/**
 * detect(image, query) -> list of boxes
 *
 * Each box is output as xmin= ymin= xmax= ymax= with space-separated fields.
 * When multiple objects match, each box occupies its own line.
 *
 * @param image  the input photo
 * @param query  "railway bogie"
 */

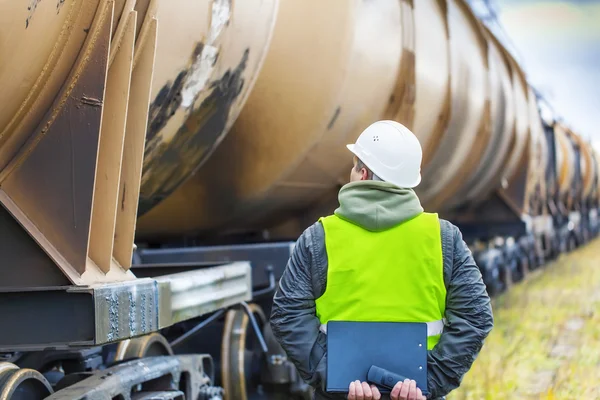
xmin=1 ymin=0 xmax=599 ymax=399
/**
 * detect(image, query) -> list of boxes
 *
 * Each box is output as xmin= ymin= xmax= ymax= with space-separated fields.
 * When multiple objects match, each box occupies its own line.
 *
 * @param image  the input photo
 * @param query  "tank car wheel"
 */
xmin=582 ymin=224 xmax=590 ymax=244
xmin=567 ymin=233 xmax=577 ymax=252
xmin=502 ymin=255 xmax=515 ymax=289
xmin=221 ymin=303 xmax=267 ymax=400
xmin=113 ymin=332 xmax=174 ymax=362
xmin=551 ymin=232 xmax=561 ymax=260
xmin=517 ymin=251 xmax=530 ymax=281
xmin=0 ymin=362 xmax=53 ymax=399
xmin=476 ymin=249 xmax=504 ymax=297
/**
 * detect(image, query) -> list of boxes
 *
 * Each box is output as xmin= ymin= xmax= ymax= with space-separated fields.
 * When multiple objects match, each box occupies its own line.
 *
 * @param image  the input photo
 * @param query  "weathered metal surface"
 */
xmin=83 ymin=279 xmax=160 ymax=344
xmin=0 ymin=263 xmax=251 ymax=351
xmin=0 ymin=204 xmax=70 ymax=288
xmin=502 ymin=59 xmax=530 ymax=186
xmin=135 ymin=0 xmax=408 ymax=237
xmin=221 ymin=304 xmax=268 ymax=400
xmin=114 ymin=10 xmax=159 ymax=270
xmin=89 ymin=7 xmax=137 ymax=273
xmin=133 ymin=0 xmax=552 ymax=239
xmin=417 ymin=0 xmax=490 ymax=209
xmin=134 ymin=241 xmax=294 ymax=290
xmin=136 ymin=0 xmax=279 ymax=217
xmin=555 ymin=124 xmax=577 ymax=197
xmin=0 ymin=0 xmax=99 ymax=170
xmin=0 ymin=362 xmax=54 ymax=399
xmin=0 ymin=0 xmax=114 ymax=278
xmin=47 ymin=355 xmax=217 ymax=400
xmin=155 ymin=262 xmax=252 ymax=328
xmin=0 ymin=289 xmax=96 ymax=351
xmin=413 ymin=0 xmax=450 ymax=167
xmin=113 ymin=333 xmax=173 ymax=363
xmin=457 ymin=26 xmax=516 ymax=207
xmin=131 ymin=391 xmax=185 ymax=400
xmin=0 ymin=0 xmax=157 ymax=286
xmin=524 ymin=87 xmax=548 ymax=215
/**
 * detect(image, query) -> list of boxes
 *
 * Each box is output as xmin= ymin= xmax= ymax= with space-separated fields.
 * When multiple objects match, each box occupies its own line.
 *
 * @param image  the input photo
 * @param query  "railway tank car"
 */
xmin=0 ymin=0 xmax=598 ymax=399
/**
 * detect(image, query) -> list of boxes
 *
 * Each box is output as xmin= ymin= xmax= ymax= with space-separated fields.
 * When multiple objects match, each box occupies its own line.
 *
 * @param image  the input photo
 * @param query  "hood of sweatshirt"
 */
xmin=333 ymin=180 xmax=423 ymax=231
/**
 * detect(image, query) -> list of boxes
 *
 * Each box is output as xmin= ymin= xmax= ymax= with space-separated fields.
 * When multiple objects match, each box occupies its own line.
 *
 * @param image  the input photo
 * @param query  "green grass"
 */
xmin=448 ymin=239 xmax=600 ymax=400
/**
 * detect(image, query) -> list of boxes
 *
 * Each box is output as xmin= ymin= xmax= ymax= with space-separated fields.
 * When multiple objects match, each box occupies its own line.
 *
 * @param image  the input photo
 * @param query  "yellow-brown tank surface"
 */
xmin=415 ymin=0 xmax=489 ymax=210
xmin=4 ymin=0 xmax=595 ymax=244
xmin=137 ymin=0 xmax=278 ymax=215
xmin=448 ymin=25 xmax=516 ymax=209
xmin=555 ymin=124 xmax=576 ymax=197
xmin=136 ymin=0 xmax=533 ymax=239
xmin=0 ymin=0 xmax=103 ymax=169
xmin=135 ymin=0 xmax=570 ymax=239
xmin=136 ymin=0 xmax=407 ymax=237
xmin=0 ymin=0 xmax=278 ymax=241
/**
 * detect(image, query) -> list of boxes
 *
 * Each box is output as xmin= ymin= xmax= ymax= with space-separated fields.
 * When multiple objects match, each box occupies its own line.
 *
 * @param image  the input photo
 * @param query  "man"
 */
xmin=270 ymin=120 xmax=493 ymax=400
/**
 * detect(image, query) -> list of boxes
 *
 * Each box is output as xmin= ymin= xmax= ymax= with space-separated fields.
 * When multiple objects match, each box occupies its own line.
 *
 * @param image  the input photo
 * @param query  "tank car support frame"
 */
xmin=0 ymin=210 xmax=252 ymax=354
xmin=43 ymin=354 xmax=221 ymax=400
xmin=0 ymin=260 xmax=251 ymax=352
xmin=134 ymin=241 xmax=295 ymax=298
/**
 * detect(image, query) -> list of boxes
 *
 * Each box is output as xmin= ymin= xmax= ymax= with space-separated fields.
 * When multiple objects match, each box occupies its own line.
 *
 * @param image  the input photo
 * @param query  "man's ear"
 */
xmin=360 ymin=168 xmax=368 ymax=181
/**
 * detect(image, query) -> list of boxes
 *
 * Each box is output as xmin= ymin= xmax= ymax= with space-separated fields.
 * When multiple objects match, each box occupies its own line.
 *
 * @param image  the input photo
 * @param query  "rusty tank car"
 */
xmin=0 ymin=0 xmax=597 ymax=399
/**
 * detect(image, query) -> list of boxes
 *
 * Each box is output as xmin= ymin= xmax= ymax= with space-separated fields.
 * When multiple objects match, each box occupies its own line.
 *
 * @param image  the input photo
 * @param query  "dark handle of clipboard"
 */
xmin=366 ymin=365 xmax=429 ymax=396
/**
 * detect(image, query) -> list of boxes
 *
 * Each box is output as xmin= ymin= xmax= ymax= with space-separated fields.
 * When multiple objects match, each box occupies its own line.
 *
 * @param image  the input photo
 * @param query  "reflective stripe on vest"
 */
xmin=319 ymin=318 xmax=447 ymax=336
xmin=315 ymin=212 xmax=447 ymax=350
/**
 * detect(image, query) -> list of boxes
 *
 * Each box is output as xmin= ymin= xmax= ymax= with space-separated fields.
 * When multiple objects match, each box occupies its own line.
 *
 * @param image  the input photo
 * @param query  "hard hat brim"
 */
xmin=346 ymin=143 xmax=421 ymax=188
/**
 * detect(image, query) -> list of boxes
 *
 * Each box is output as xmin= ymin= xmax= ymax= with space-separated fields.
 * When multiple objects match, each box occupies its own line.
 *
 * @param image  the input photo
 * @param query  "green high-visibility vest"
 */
xmin=315 ymin=212 xmax=446 ymax=350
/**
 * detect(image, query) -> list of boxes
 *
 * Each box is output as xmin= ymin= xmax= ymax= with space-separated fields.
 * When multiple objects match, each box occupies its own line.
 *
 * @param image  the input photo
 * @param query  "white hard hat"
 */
xmin=346 ymin=120 xmax=422 ymax=188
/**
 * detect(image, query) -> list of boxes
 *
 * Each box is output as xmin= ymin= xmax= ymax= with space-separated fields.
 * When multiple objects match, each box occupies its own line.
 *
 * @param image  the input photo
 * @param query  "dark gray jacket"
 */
xmin=269 ymin=218 xmax=493 ymax=399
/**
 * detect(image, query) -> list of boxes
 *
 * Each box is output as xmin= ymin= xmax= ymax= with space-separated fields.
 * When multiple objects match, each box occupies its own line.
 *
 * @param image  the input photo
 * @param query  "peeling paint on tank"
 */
xmin=180 ymin=0 xmax=231 ymax=108
xmin=56 ymin=0 xmax=66 ymax=14
xmin=180 ymin=45 xmax=219 ymax=108
xmin=25 ymin=0 xmax=66 ymax=28
xmin=138 ymin=49 xmax=250 ymax=216
xmin=327 ymin=107 xmax=341 ymax=130
xmin=208 ymin=0 xmax=231 ymax=43
xmin=25 ymin=0 xmax=42 ymax=28
xmin=145 ymin=67 xmax=193 ymax=143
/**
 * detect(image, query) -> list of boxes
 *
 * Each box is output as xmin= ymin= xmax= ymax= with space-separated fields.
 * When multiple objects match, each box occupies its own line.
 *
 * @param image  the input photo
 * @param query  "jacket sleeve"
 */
xmin=269 ymin=223 xmax=329 ymax=392
xmin=426 ymin=221 xmax=494 ymax=399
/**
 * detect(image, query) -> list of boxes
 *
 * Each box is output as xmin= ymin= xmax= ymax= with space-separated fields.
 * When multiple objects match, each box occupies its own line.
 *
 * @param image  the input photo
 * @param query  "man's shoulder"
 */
xmin=292 ymin=220 xmax=328 ymax=298
xmin=438 ymin=217 xmax=463 ymax=241
xmin=438 ymin=217 xmax=457 ymax=230
xmin=297 ymin=220 xmax=325 ymax=244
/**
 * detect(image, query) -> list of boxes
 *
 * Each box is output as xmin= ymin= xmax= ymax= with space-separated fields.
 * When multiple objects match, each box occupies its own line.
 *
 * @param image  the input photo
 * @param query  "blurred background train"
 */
xmin=0 ymin=0 xmax=597 ymax=399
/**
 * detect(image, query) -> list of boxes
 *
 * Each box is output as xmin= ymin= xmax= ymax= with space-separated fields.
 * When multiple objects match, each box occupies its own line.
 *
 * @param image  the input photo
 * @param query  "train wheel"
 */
xmin=476 ymin=249 xmax=504 ymax=297
xmin=0 ymin=362 xmax=53 ymax=399
xmin=518 ymin=251 xmax=530 ymax=281
xmin=221 ymin=303 xmax=267 ymax=400
xmin=113 ymin=332 xmax=174 ymax=362
xmin=567 ymin=233 xmax=577 ymax=252
xmin=501 ymin=256 xmax=514 ymax=289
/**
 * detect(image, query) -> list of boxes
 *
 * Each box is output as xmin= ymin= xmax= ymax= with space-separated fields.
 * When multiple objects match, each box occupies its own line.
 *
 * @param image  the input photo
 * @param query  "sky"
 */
xmin=473 ymin=0 xmax=600 ymax=144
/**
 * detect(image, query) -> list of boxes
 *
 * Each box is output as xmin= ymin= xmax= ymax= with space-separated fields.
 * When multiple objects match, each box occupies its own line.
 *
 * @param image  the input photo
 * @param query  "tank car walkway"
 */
xmin=449 ymin=239 xmax=600 ymax=400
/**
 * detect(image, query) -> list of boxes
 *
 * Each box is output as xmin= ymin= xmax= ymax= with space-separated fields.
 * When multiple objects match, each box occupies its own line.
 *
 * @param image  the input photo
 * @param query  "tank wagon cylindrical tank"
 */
xmin=132 ymin=0 xmax=568 ymax=245
xmin=1 ymin=0 xmax=599 ymax=399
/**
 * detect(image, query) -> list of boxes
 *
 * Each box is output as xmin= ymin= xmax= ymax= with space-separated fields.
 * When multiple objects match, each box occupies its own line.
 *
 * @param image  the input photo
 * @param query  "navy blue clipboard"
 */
xmin=325 ymin=321 xmax=429 ymax=395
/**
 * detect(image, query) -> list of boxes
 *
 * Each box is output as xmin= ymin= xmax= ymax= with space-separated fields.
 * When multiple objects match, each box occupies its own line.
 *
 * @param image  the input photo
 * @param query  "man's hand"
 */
xmin=390 ymin=379 xmax=426 ymax=400
xmin=347 ymin=381 xmax=381 ymax=400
